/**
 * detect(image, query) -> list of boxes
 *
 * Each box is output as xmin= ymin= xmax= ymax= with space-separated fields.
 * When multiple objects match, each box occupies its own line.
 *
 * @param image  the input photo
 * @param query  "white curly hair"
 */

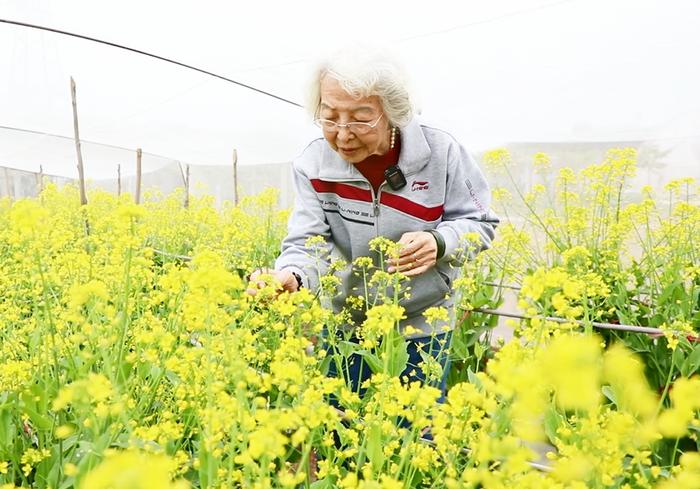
xmin=306 ymin=45 xmax=415 ymax=129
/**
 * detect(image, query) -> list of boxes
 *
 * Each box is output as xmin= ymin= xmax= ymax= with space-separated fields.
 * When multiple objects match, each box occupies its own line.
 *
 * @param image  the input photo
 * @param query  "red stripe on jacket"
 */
xmin=310 ymin=179 xmax=372 ymax=202
xmin=380 ymin=192 xmax=444 ymax=221
xmin=310 ymin=179 xmax=443 ymax=221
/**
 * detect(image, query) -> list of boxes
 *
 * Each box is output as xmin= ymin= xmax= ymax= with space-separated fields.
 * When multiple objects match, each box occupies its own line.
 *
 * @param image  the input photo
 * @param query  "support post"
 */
xmin=135 ymin=148 xmax=142 ymax=204
xmin=70 ymin=77 xmax=88 ymax=206
xmin=232 ymin=148 xmax=239 ymax=205
xmin=36 ymin=165 xmax=44 ymax=196
xmin=184 ymin=164 xmax=190 ymax=208
xmin=3 ymin=167 xmax=12 ymax=200
xmin=117 ymin=164 xmax=121 ymax=196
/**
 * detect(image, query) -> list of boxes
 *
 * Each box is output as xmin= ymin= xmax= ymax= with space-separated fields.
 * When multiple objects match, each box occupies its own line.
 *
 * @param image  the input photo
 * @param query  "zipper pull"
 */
xmin=372 ymin=198 xmax=379 ymax=217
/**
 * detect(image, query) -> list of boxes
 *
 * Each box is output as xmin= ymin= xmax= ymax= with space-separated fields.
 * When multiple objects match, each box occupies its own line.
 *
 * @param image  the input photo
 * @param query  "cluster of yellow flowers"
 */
xmin=0 ymin=161 xmax=698 ymax=489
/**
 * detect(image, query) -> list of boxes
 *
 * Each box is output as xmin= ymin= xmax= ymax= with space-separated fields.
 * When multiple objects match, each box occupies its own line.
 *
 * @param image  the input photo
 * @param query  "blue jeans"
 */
xmin=325 ymin=331 xmax=452 ymax=405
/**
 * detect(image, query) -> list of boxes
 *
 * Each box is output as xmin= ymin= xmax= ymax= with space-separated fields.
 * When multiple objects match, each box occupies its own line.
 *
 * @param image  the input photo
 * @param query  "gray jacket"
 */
xmin=275 ymin=118 xmax=498 ymax=337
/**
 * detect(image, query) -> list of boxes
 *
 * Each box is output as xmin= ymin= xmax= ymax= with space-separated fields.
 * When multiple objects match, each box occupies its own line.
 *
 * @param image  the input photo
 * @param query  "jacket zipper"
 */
xmin=319 ymin=176 xmax=385 ymax=236
xmin=372 ymin=183 xmax=387 ymax=237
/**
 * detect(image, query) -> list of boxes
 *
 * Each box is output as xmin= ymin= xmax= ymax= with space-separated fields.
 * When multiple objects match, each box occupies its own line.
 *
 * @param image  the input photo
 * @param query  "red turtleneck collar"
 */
xmin=353 ymin=136 xmax=401 ymax=193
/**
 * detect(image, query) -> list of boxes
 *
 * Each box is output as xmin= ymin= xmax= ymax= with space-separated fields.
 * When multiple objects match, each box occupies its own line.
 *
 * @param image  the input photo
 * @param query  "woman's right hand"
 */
xmin=246 ymin=268 xmax=300 ymax=296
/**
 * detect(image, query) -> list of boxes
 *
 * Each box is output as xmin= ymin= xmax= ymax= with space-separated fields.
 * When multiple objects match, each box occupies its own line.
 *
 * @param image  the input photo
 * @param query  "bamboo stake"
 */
xmin=36 ymin=165 xmax=44 ymax=196
xmin=176 ymin=161 xmax=187 ymax=207
xmin=176 ymin=161 xmax=186 ymax=185
xmin=3 ymin=167 xmax=12 ymax=200
xmin=117 ymin=164 xmax=121 ymax=196
xmin=70 ymin=77 xmax=88 ymax=206
xmin=184 ymin=164 xmax=190 ymax=209
xmin=135 ymin=148 xmax=142 ymax=204
xmin=232 ymin=148 xmax=239 ymax=205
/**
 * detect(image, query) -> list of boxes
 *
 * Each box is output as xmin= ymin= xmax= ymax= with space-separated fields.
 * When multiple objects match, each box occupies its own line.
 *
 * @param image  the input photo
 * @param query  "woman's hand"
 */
xmin=387 ymin=231 xmax=439 ymax=277
xmin=246 ymin=268 xmax=299 ymax=296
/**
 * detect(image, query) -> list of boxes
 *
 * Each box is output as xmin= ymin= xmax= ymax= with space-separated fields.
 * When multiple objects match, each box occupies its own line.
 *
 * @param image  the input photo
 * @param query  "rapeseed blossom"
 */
xmin=78 ymin=451 xmax=186 ymax=489
xmin=0 ymin=164 xmax=697 ymax=488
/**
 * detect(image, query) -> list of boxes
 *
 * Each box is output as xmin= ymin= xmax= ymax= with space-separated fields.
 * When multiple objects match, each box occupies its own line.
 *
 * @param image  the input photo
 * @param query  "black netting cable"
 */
xmin=0 ymin=18 xmax=303 ymax=108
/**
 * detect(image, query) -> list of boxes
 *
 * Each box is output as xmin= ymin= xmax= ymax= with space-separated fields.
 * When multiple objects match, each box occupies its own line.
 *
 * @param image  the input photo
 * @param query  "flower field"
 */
xmin=0 ymin=149 xmax=698 ymax=488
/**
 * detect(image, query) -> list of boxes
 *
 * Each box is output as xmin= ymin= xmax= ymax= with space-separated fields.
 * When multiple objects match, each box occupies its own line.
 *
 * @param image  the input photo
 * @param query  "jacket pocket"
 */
xmin=402 ymin=267 xmax=451 ymax=317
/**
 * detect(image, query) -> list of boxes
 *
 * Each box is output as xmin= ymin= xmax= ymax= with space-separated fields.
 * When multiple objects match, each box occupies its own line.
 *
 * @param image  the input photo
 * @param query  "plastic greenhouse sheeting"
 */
xmin=1 ymin=0 xmax=698 ymax=193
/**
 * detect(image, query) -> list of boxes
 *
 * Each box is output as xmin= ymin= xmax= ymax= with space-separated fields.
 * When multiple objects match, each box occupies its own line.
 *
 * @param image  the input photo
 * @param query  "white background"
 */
xmin=1 ymin=0 xmax=699 ymax=178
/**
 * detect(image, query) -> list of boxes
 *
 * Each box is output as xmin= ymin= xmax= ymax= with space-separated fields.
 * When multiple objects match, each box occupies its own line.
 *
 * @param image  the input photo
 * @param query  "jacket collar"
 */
xmin=318 ymin=117 xmax=431 ymax=181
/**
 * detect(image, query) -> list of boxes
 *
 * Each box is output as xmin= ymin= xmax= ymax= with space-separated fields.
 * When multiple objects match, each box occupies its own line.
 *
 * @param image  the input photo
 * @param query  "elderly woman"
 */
xmin=250 ymin=48 xmax=498 ymax=398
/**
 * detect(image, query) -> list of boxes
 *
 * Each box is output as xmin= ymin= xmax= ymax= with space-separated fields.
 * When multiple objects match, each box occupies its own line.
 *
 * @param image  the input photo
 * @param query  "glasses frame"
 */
xmin=313 ymin=113 xmax=384 ymax=135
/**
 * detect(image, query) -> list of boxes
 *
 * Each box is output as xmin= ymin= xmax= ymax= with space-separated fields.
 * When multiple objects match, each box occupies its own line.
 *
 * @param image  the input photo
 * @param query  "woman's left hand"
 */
xmin=387 ymin=231 xmax=438 ymax=277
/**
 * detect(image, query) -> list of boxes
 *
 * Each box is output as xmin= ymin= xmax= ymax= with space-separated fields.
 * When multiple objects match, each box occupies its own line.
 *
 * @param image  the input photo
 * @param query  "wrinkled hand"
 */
xmin=387 ymin=231 xmax=438 ymax=277
xmin=246 ymin=268 xmax=299 ymax=296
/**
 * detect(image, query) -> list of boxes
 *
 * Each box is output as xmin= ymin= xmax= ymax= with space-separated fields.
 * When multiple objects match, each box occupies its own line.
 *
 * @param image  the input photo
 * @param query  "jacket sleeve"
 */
xmin=434 ymin=144 xmax=499 ymax=264
xmin=274 ymin=160 xmax=333 ymax=291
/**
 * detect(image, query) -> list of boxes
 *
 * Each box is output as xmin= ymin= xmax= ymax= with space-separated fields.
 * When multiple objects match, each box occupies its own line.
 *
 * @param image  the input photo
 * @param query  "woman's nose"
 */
xmin=336 ymin=125 xmax=354 ymax=142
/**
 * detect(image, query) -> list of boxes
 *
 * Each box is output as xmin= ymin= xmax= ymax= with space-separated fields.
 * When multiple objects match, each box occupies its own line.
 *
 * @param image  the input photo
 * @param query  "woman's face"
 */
xmin=318 ymin=76 xmax=392 ymax=164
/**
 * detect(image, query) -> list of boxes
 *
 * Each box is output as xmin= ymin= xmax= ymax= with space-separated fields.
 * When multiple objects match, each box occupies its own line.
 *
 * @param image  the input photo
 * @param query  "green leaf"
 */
xmin=601 ymin=385 xmax=618 ymax=406
xmin=336 ymin=340 xmax=359 ymax=359
xmin=474 ymin=341 xmax=485 ymax=361
xmin=544 ymin=404 xmax=565 ymax=443
xmin=467 ymin=367 xmax=483 ymax=388
xmin=165 ymin=370 xmax=181 ymax=385
xmin=198 ymin=448 xmax=219 ymax=489
xmin=119 ymin=360 xmax=134 ymax=382
xmin=366 ymin=423 xmax=384 ymax=473
xmin=355 ymin=350 xmax=382 ymax=374
xmin=449 ymin=331 xmax=470 ymax=359
xmin=0 ymin=407 xmax=15 ymax=446
xmin=680 ymin=344 xmax=700 ymax=377
xmin=318 ymin=354 xmax=333 ymax=376
xmin=386 ymin=332 xmax=408 ymax=377
xmin=59 ymin=476 xmax=77 ymax=489
xmin=59 ymin=433 xmax=80 ymax=452
xmin=310 ymin=478 xmax=336 ymax=489
xmin=658 ymin=281 xmax=682 ymax=306
xmin=672 ymin=347 xmax=685 ymax=373
xmin=20 ymin=392 xmax=53 ymax=431
xmin=149 ymin=365 xmax=163 ymax=379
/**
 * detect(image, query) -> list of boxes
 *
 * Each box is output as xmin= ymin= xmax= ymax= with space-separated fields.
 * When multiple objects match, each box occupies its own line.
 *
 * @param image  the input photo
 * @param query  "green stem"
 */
xmin=33 ymin=246 xmax=61 ymax=393
xmin=670 ymin=437 xmax=681 ymax=467
xmin=656 ymin=360 xmax=675 ymax=415
xmin=503 ymin=163 xmax=565 ymax=252
xmin=115 ymin=220 xmax=135 ymax=384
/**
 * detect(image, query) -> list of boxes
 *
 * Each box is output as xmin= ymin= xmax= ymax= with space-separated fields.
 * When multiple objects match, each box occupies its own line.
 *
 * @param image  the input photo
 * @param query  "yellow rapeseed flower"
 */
xmin=78 ymin=451 xmax=186 ymax=489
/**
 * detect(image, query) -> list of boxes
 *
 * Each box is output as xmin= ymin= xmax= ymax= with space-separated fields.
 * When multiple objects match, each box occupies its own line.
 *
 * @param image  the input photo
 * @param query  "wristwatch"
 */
xmin=291 ymin=271 xmax=303 ymax=290
xmin=427 ymin=229 xmax=446 ymax=259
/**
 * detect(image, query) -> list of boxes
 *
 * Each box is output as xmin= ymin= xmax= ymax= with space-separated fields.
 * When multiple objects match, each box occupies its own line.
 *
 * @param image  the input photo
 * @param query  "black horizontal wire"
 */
xmin=0 ymin=124 xmax=191 ymax=162
xmin=0 ymin=18 xmax=303 ymax=109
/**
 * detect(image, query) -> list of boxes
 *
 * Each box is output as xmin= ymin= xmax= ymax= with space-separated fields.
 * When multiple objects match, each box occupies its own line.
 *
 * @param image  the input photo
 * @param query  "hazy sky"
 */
xmin=1 ymin=0 xmax=699 ymax=178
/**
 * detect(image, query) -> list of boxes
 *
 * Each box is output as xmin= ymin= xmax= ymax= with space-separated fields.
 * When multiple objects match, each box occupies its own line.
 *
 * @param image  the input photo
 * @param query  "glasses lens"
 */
xmin=315 ymin=119 xmax=339 ymax=131
xmin=348 ymin=123 xmax=372 ymax=135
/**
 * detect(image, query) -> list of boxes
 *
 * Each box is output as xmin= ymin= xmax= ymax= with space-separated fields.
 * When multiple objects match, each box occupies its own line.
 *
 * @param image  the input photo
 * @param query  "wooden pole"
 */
xmin=37 ymin=165 xmax=44 ymax=196
xmin=232 ymin=148 xmax=239 ymax=205
xmin=117 ymin=164 xmax=121 ymax=196
xmin=184 ymin=164 xmax=190 ymax=209
xmin=3 ymin=167 xmax=12 ymax=200
xmin=135 ymin=148 xmax=142 ymax=204
xmin=176 ymin=161 xmax=188 ymax=208
xmin=176 ymin=161 xmax=186 ymax=185
xmin=70 ymin=77 xmax=88 ymax=206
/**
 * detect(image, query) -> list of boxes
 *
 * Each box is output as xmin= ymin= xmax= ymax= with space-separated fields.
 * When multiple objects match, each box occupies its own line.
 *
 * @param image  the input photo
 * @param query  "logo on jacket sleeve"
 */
xmin=411 ymin=180 xmax=429 ymax=191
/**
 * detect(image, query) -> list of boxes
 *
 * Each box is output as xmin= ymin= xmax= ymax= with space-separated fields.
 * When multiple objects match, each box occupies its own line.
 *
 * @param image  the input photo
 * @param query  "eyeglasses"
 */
xmin=313 ymin=113 xmax=384 ymax=135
